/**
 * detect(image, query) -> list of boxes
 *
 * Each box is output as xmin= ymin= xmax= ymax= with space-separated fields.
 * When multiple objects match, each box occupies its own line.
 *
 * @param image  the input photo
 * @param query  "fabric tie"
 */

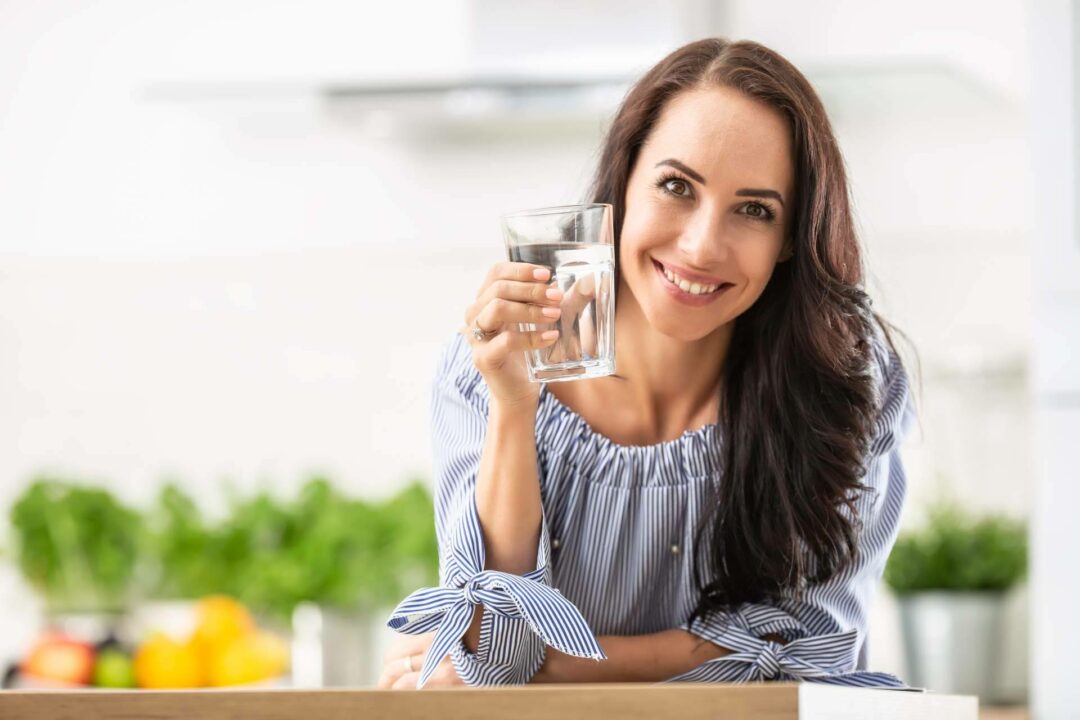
xmin=388 ymin=494 xmax=604 ymax=688
xmin=388 ymin=569 xmax=605 ymax=688
xmin=665 ymin=625 xmax=909 ymax=688
xmin=753 ymin=640 xmax=783 ymax=679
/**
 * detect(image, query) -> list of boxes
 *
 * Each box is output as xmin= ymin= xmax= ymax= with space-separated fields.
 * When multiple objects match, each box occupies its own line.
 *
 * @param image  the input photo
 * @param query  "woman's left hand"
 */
xmin=377 ymin=632 xmax=467 ymax=689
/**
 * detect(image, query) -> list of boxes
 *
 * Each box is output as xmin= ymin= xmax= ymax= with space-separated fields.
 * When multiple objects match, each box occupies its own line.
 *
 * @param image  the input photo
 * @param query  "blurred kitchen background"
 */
xmin=0 ymin=0 xmax=1076 ymax=717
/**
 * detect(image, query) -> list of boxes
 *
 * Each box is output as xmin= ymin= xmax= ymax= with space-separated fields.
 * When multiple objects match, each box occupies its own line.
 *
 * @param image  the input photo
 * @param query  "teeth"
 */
xmin=661 ymin=265 xmax=721 ymax=295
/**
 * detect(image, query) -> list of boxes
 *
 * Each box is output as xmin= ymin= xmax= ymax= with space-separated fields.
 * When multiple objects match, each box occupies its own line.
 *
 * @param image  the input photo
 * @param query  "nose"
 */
xmin=675 ymin=207 xmax=729 ymax=268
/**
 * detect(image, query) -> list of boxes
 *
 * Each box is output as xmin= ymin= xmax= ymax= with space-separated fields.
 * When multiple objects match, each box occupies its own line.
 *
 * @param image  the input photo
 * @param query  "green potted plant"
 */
xmin=284 ymin=477 xmax=440 ymax=687
xmin=6 ymin=478 xmax=144 ymax=685
xmin=143 ymin=476 xmax=439 ymax=686
xmin=884 ymin=502 xmax=1027 ymax=701
xmin=8 ymin=478 xmax=144 ymax=616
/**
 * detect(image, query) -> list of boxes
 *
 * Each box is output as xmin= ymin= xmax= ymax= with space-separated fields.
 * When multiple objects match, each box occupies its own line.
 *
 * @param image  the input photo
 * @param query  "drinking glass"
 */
xmin=502 ymin=203 xmax=616 ymax=383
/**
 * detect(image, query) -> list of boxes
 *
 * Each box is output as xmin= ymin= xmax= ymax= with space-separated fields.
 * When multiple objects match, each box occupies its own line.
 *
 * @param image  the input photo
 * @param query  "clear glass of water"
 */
xmin=502 ymin=203 xmax=616 ymax=383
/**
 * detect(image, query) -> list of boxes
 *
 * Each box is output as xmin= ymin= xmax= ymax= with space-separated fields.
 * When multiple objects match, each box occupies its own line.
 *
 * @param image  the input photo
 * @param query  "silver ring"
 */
xmin=472 ymin=320 xmax=499 ymax=343
xmin=403 ymin=655 xmax=414 ymax=673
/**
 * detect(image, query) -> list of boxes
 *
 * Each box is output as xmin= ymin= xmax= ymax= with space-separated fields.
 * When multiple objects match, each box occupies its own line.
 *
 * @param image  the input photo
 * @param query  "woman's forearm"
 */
xmin=533 ymin=630 xmax=790 ymax=683
xmin=463 ymin=397 xmax=543 ymax=652
xmin=475 ymin=398 xmax=543 ymax=572
xmin=534 ymin=630 xmax=733 ymax=683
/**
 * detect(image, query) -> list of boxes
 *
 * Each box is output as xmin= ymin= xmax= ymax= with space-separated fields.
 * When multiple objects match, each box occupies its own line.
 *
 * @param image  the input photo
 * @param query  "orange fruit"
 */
xmin=133 ymin=632 xmax=201 ymax=689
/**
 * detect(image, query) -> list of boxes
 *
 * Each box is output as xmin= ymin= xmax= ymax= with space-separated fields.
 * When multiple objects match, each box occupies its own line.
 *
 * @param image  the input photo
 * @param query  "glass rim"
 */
xmin=501 ymin=202 xmax=612 ymax=220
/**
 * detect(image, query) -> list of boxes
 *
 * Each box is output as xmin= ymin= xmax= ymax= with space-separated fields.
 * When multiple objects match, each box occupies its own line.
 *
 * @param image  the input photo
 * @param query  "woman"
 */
xmin=379 ymin=37 xmax=916 ymax=690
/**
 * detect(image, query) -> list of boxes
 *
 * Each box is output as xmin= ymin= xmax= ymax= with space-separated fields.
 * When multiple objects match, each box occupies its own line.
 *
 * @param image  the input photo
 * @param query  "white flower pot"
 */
xmin=897 ymin=590 xmax=1007 ymax=702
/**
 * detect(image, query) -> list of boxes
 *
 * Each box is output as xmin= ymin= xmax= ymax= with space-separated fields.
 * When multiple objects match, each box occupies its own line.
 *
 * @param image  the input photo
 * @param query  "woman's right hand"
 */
xmin=461 ymin=262 xmax=564 ymax=408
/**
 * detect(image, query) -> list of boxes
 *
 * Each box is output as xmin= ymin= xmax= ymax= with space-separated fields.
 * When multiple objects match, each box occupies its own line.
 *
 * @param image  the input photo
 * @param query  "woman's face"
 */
xmin=619 ymin=85 xmax=795 ymax=342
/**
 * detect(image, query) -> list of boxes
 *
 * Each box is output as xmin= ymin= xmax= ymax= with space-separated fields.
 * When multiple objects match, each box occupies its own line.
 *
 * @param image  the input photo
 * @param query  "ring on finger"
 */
xmin=472 ymin=319 xmax=499 ymax=343
xmin=403 ymin=654 xmax=414 ymax=673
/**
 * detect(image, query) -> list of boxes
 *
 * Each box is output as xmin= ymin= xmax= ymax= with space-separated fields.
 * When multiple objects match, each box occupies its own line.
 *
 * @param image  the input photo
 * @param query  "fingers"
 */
xmin=391 ymin=672 xmax=419 ymax=690
xmin=377 ymin=658 xmax=408 ymax=689
xmin=376 ymin=668 xmax=396 ymax=689
xmin=380 ymin=651 xmax=464 ymax=690
xmin=471 ymin=296 xmax=563 ymax=337
xmin=575 ymin=272 xmax=604 ymax=358
xmin=560 ymin=271 xmax=597 ymax=319
xmin=385 ymin=655 xmax=466 ymax=690
xmin=378 ymin=632 xmax=436 ymax=689
xmin=382 ymin=632 xmax=435 ymax=663
xmin=479 ymin=262 xmax=551 ymax=298
xmin=378 ymin=652 xmax=425 ymax=689
xmin=422 ymin=661 xmax=467 ymax=689
xmin=466 ymin=279 xmax=563 ymax=332
xmin=543 ymin=271 xmax=600 ymax=363
xmin=469 ymin=326 xmax=560 ymax=371
xmin=467 ymin=261 xmax=556 ymax=329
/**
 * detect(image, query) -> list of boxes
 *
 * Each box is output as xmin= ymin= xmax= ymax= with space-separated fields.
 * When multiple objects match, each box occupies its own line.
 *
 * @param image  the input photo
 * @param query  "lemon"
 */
xmin=133 ymin=632 xmax=202 ymax=689
xmin=192 ymin=595 xmax=254 ymax=650
xmin=189 ymin=595 xmax=254 ymax=674
xmin=207 ymin=630 xmax=290 ymax=687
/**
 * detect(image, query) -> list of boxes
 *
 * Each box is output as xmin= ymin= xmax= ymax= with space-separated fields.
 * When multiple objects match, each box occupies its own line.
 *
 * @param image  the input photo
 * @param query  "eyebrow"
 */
xmin=655 ymin=158 xmax=785 ymax=207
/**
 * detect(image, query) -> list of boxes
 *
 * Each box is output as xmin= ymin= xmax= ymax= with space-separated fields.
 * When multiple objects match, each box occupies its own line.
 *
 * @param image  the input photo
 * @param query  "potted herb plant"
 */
xmin=6 ymin=478 xmax=144 ymax=686
xmin=144 ymin=476 xmax=439 ymax=686
xmin=9 ymin=478 xmax=144 ymax=616
xmin=884 ymin=502 xmax=1027 ymax=701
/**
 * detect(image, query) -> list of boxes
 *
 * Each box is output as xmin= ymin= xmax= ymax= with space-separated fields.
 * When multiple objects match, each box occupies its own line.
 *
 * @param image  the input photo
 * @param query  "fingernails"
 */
xmin=545 ymin=288 xmax=563 ymax=301
xmin=533 ymin=268 xmax=551 ymax=281
xmin=541 ymin=330 xmax=559 ymax=340
xmin=541 ymin=307 xmax=562 ymax=318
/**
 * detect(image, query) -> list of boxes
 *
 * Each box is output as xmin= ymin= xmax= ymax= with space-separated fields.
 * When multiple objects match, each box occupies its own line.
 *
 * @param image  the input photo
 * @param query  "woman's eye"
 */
xmin=664 ymin=179 xmax=690 ymax=197
xmin=740 ymin=202 xmax=772 ymax=220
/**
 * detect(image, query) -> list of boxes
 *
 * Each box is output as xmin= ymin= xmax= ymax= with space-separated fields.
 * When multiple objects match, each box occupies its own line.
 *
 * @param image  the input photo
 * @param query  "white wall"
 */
xmin=1027 ymin=2 xmax=1080 ymax=718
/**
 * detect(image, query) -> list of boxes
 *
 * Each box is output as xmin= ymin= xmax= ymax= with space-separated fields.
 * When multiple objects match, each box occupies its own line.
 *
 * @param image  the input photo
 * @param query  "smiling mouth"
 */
xmin=651 ymin=259 xmax=734 ymax=296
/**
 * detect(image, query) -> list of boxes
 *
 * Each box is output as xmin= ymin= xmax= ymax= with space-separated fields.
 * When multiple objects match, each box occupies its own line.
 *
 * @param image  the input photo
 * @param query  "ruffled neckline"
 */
xmin=444 ymin=332 xmax=722 ymax=485
xmin=535 ymin=382 xmax=723 ymax=485
xmin=538 ymin=382 xmax=719 ymax=449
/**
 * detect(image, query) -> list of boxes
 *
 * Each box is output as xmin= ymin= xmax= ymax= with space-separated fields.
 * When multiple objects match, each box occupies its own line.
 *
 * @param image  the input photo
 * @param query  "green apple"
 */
xmin=93 ymin=648 xmax=136 ymax=688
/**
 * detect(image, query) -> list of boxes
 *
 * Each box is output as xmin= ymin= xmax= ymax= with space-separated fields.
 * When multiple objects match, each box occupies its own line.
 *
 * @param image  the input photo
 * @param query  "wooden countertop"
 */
xmin=0 ymin=682 xmax=978 ymax=720
xmin=980 ymin=708 xmax=1029 ymax=720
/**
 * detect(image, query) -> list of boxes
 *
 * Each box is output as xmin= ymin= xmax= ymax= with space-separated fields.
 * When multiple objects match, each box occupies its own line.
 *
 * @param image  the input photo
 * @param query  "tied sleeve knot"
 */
xmin=667 ymin=626 xmax=863 ymax=682
xmin=753 ymin=640 xmax=784 ymax=679
xmin=386 ymin=494 xmax=604 ymax=688
xmin=460 ymin=577 xmax=483 ymax=607
xmin=668 ymin=604 xmax=913 ymax=688
xmin=387 ymin=569 xmax=605 ymax=688
xmin=668 ymin=604 xmax=890 ymax=684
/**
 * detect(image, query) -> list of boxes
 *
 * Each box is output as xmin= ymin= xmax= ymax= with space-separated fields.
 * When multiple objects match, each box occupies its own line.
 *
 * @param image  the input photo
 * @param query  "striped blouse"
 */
xmin=389 ymin=324 xmax=917 ymax=690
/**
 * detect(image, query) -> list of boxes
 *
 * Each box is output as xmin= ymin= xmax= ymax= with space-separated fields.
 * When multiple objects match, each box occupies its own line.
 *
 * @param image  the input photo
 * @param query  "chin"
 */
xmin=646 ymin=307 xmax=727 ymax=343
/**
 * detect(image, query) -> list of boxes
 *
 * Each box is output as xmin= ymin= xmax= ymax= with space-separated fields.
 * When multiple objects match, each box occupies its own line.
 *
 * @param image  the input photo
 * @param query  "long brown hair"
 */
xmin=589 ymin=38 xmax=914 ymax=617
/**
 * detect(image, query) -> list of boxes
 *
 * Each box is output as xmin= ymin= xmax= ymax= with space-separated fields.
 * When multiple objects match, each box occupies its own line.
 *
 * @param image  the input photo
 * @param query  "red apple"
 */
xmin=21 ymin=632 xmax=96 ymax=686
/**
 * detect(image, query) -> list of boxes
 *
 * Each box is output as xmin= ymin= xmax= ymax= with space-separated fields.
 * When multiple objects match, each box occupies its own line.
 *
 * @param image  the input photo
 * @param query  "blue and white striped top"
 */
xmin=389 ymin=324 xmax=917 ymax=690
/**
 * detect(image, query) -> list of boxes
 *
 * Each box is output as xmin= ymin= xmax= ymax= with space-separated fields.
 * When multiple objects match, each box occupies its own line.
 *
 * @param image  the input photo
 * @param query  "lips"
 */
xmin=651 ymin=258 xmax=734 ymax=306
xmin=651 ymin=259 xmax=733 ymax=292
xmin=652 ymin=259 xmax=731 ymax=287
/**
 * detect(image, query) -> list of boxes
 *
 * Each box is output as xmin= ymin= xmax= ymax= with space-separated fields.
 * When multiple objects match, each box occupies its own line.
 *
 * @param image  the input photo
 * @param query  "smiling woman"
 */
xmin=382 ymin=37 xmax=916 ymax=692
xmin=623 ymin=83 xmax=795 ymax=325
